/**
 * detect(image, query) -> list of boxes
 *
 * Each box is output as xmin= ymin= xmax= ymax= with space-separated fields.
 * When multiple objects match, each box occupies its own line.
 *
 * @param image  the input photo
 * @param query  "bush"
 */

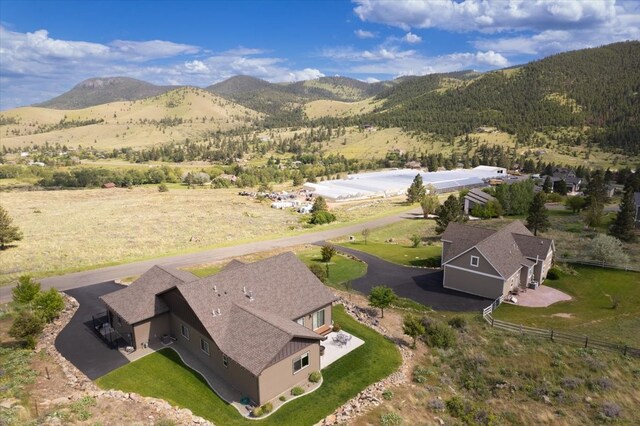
xmin=410 ymin=234 xmax=421 ymax=248
xmin=11 ymin=275 xmax=41 ymax=305
xmin=428 ymin=398 xmax=445 ymax=411
xmin=279 ymin=395 xmax=286 ymax=402
xmin=547 ymin=267 xmax=561 ymax=280
xmin=446 ymin=396 xmax=466 ymax=418
xmin=251 ymin=407 xmax=263 ymax=417
xmin=308 ymin=263 xmax=327 ymax=283
xmin=33 ymin=288 xmax=65 ymax=322
xmin=332 ymin=322 xmax=341 ymax=332
xmin=379 ymin=411 xmax=403 ymax=426
xmin=291 ymin=386 xmax=305 ymax=396
xmin=448 ymin=316 xmax=467 ymax=330
xmin=308 ymin=371 xmax=322 ymax=383
xmin=424 ymin=322 xmax=457 ymax=349
xmin=9 ymin=311 xmax=44 ymax=348
xmin=158 ymin=183 xmax=169 ymax=192
xmin=600 ymin=402 xmax=622 ymax=420
xmin=261 ymin=402 xmax=273 ymax=414
xmin=423 ymin=256 xmax=441 ymax=267
xmin=309 ymin=210 xmax=336 ymax=225
xmin=382 ymin=389 xmax=394 ymax=400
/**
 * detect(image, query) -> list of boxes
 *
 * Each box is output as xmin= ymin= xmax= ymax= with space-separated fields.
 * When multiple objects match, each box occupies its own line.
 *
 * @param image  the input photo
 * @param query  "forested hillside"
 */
xmin=360 ymin=42 xmax=640 ymax=153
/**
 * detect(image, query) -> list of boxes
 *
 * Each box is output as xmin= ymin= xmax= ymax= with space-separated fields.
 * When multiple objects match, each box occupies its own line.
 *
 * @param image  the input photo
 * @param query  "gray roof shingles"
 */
xmin=442 ymin=220 xmax=553 ymax=278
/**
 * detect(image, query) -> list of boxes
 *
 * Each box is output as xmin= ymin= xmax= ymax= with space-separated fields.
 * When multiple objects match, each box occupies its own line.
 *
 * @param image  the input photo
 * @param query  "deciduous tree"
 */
xmin=368 ymin=286 xmax=397 ymax=318
xmin=402 ymin=314 xmax=425 ymax=348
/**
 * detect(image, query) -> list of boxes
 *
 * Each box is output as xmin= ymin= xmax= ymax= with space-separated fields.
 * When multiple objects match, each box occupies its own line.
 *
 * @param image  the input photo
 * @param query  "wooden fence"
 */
xmin=558 ymin=257 xmax=640 ymax=272
xmin=482 ymin=302 xmax=640 ymax=357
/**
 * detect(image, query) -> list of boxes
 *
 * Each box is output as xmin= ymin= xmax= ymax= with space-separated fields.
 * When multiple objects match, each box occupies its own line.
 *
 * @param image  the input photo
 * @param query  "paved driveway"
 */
xmin=55 ymin=282 xmax=129 ymax=380
xmin=331 ymin=245 xmax=490 ymax=312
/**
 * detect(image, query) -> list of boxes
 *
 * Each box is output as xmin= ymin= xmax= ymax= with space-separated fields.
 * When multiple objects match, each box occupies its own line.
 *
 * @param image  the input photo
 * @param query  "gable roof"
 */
xmin=464 ymin=188 xmax=495 ymax=204
xmin=101 ymin=265 xmax=198 ymax=325
xmin=104 ymin=252 xmax=336 ymax=376
xmin=442 ymin=220 xmax=553 ymax=278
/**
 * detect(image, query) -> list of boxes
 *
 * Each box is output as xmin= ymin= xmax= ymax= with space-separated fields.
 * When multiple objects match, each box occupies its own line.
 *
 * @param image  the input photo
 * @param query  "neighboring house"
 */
xmin=463 ymin=188 xmax=496 ymax=214
xmin=547 ymin=168 xmax=582 ymax=194
xmin=441 ymin=221 xmax=554 ymax=299
xmin=101 ymin=252 xmax=337 ymax=405
xmin=635 ymin=192 xmax=640 ymax=228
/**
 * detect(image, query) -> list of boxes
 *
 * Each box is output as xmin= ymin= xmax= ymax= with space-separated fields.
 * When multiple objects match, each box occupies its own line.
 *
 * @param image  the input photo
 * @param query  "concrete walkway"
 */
xmin=0 ymin=208 xmax=422 ymax=303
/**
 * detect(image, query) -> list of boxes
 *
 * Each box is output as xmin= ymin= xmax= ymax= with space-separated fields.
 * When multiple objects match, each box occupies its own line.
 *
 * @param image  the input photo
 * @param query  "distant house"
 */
xmin=101 ymin=253 xmax=336 ymax=405
xmin=441 ymin=221 xmax=554 ymax=299
xmin=547 ymin=168 xmax=582 ymax=194
xmin=102 ymin=182 xmax=116 ymax=189
xmin=635 ymin=192 xmax=640 ymax=228
xmin=463 ymin=188 xmax=496 ymax=215
xmin=405 ymin=160 xmax=422 ymax=169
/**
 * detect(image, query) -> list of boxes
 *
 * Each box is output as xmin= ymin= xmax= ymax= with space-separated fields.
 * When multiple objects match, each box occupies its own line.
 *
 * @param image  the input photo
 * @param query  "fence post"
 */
xmin=550 ymin=330 xmax=554 ymax=342
xmin=584 ymin=336 xmax=588 ymax=348
xmin=519 ymin=324 xmax=523 ymax=334
xmin=491 ymin=317 xmax=494 ymax=327
xmin=624 ymin=346 xmax=628 ymax=356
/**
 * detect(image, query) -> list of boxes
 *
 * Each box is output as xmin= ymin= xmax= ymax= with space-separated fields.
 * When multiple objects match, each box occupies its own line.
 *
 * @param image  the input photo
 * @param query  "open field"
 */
xmin=0 ymin=88 xmax=260 ymax=150
xmin=0 ymin=188 xmax=413 ymax=286
xmin=494 ymin=265 xmax=640 ymax=347
xmin=304 ymin=98 xmax=382 ymax=119
xmin=96 ymin=305 xmax=402 ymax=426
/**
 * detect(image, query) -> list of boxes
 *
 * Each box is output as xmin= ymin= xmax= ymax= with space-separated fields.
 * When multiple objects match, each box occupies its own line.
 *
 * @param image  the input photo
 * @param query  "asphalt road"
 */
xmin=332 ymin=245 xmax=490 ymax=312
xmin=0 ymin=208 xmax=422 ymax=303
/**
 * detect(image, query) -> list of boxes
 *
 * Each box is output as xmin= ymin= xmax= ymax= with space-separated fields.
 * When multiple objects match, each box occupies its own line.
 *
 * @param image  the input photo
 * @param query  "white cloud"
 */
xmin=282 ymin=68 xmax=325 ymax=82
xmin=184 ymin=60 xmax=209 ymax=74
xmin=364 ymin=77 xmax=380 ymax=83
xmin=353 ymin=0 xmax=622 ymax=33
xmin=109 ymin=40 xmax=199 ymax=60
xmin=354 ymin=29 xmax=375 ymax=39
xmin=403 ymin=32 xmax=422 ymax=44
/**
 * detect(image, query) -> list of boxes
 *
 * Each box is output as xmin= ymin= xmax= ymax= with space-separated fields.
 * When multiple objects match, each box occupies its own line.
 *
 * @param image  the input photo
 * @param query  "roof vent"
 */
xmin=212 ymin=309 xmax=217 ymax=317
xmin=217 ymin=308 xmax=221 ymax=316
xmin=247 ymin=290 xmax=254 ymax=302
xmin=243 ymin=286 xmax=246 ymax=294
xmin=213 ymin=285 xmax=217 ymax=292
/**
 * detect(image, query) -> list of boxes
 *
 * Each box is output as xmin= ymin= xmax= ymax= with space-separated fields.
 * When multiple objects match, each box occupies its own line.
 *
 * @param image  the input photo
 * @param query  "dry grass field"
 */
xmin=0 ymin=88 xmax=261 ymax=150
xmin=304 ymin=98 xmax=382 ymax=119
xmin=0 ymin=187 xmax=411 ymax=285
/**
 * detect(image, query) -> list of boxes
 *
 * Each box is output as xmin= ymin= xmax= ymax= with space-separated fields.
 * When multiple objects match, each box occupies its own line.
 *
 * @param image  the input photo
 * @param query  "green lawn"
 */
xmin=493 ymin=265 xmax=640 ymax=347
xmin=332 ymin=218 xmax=442 ymax=267
xmin=297 ymin=248 xmax=367 ymax=290
xmin=96 ymin=305 xmax=402 ymax=426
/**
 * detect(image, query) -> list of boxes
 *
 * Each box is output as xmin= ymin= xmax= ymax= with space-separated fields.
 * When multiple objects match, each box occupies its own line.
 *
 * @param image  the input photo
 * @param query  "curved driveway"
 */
xmin=332 ymin=245 xmax=490 ymax=312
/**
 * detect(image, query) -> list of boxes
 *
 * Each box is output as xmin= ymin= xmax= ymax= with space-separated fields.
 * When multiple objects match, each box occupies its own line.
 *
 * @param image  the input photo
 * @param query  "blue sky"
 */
xmin=1 ymin=0 xmax=639 ymax=109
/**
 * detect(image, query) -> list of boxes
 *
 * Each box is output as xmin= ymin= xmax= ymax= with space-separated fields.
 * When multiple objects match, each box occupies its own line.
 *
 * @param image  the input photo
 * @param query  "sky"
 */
xmin=0 ymin=0 xmax=639 ymax=110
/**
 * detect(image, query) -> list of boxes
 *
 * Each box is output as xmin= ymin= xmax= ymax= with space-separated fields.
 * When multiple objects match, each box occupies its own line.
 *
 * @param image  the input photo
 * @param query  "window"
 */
xmin=312 ymin=309 xmax=325 ymax=330
xmin=200 ymin=339 xmax=210 ymax=355
xmin=296 ymin=317 xmax=305 ymax=326
xmin=223 ymin=355 xmax=229 ymax=367
xmin=181 ymin=324 xmax=190 ymax=340
xmin=470 ymin=256 xmax=479 ymax=267
xmin=293 ymin=352 xmax=309 ymax=374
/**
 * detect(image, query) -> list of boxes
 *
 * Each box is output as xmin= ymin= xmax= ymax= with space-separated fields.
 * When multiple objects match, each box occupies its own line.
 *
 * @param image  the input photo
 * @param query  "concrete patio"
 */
xmin=509 ymin=285 xmax=572 ymax=307
xmin=321 ymin=331 xmax=364 ymax=369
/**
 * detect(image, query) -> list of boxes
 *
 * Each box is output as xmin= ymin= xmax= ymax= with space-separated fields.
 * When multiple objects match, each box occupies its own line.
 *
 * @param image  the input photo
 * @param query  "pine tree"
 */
xmin=435 ymin=195 xmax=463 ymax=234
xmin=585 ymin=170 xmax=606 ymax=227
xmin=542 ymin=176 xmax=553 ymax=193
xmin=526 ymin=192 xmax=550 ymax=236
xmin=406 ymin=174 xmax=426 ymax=204
xmin=609 ymin=184 xmax=636 ymax=242
xmin=0 ymin=205 xmax=23 ymax=250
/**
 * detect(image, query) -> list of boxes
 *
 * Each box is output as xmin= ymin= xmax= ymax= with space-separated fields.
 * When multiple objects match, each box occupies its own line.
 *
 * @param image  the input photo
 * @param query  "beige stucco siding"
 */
xmin=132 ymin=313 xmax=170 ymax=350
xmin=443 ymin=265 xmax=504 ymax=299
xmin=446 ymin=248 xmax=501 ymax=277
xmin=169 ymin=313 xmax=260 ymax=404
xmin=258 ymin=343 xmax=320 ymax=404
xmin=532 ymin=247 xmax=554 ymax=283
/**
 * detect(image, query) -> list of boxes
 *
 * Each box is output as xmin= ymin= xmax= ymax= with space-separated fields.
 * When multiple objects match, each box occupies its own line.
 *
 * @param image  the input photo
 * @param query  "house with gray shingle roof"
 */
xmin=441 ymin=221 xmax=554 ymax=299
xmin=100 ymin=252 xmax=337 ymax=405
xmin=463 ymin=188 xmax=497 ymax=214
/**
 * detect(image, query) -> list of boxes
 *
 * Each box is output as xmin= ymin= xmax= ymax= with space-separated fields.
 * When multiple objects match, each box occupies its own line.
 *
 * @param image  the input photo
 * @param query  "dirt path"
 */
xmin=0 ymin=208 xmax=422 ymax=303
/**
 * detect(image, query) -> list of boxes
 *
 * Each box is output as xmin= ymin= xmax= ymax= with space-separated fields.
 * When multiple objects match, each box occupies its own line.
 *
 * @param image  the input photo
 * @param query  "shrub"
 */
xmin=561 ymin=377 xmax=584 ymax=389
xmin=413 ymin=366 xmax=431 ymax=383
xmin=448 ymin=316 xmax=467 ymax=330
xmin=600 ymin=402 xmax=622 ymax=420
xmin=9 ymin=311 xmax=44 ymax=348
xmin=424 ymin=322 xmax=457 ymax=349
xmin=423 ymin=256 xmax=441 ymax=267
xmin=33 ymin=288 xmax=65 ymax=322
xmin=291 ymin=386 xmax=305 ymax=396
xmin=446 ymin=396 xmax=466 ymax=418
xmin=410 ymin=234 xmax=421 ymax=248
xmin=158 ymin=183 xmax=169 ymax=192
xmin=251 ymin=407 xmax=264 ymax=417
xmin=308 ymin=263 xmax=327 ymax=283
xmin=279 ymin=395 xmax=286 ymax=402
xmin=11 ymin=275 xmax=40 ymax=305
xmin=261 ymin=402 xmax=273 ymax=414
xmin=332 ymin=322 xmax=341 ymax=332
xmin=428 ymin=398 xmax=445 ymax=411
xmin=546 ymin=267 xmax=561 ymax=280
xmin=309 ymin=210 xmax=336 ymax=225
xmin=379 ymin=411 xmax=403 ymax=426
xmin=308 ymin=371 xmax=321 ymax=383
xmin=382 ymin=389 xmax=394 ymax=400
